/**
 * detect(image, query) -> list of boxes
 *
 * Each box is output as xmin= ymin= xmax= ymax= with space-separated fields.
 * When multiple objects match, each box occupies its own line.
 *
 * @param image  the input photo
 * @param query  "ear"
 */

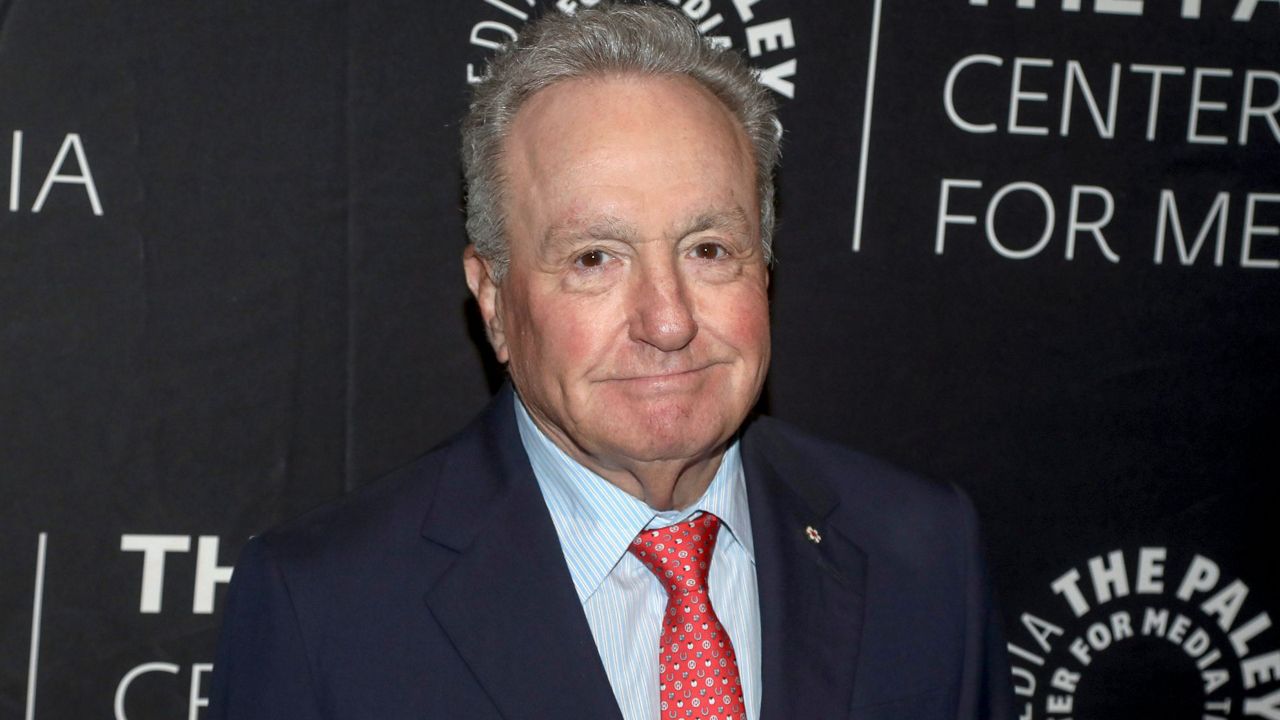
xmin=463 ymin=245 xmax=510 ymax=364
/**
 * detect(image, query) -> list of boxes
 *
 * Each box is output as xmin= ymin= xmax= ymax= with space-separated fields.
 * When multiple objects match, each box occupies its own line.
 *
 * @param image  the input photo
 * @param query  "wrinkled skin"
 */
xmin=464 ymin=74 xmax=771 ymax=510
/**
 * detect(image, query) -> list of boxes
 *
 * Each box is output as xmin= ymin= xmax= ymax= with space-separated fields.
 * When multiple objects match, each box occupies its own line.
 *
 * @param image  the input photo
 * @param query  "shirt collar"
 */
xmin=514 ymin=393 xmax=755 ymax=604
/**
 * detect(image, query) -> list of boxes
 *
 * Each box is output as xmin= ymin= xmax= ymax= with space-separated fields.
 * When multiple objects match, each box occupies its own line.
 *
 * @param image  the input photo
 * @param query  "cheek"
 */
xmin=498 ymin=292 xmax=551 ymax=382
xmin=709 ymin=287 xmax=771 ymax=356
xmin=519 ymin=294 xmax=621 ymax=377
xmin=740 ymin=298 xmax=772 ymax=346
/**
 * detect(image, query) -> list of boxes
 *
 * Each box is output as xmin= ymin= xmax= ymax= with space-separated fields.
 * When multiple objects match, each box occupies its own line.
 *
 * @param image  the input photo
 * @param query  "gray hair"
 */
xmin=461 ymin=2 xmax=781 ymax=279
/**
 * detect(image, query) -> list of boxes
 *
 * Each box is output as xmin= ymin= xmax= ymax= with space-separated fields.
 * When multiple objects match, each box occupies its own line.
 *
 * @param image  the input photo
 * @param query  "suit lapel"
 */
xmin=742 ymin=418 xmax=868 ymax=720
xmin=419 ymin=386 xmax=623 ymax=720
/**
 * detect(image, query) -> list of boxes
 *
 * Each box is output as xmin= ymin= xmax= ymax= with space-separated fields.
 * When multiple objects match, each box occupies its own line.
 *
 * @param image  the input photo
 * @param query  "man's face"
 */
xmin=466 ymin=74 xmax=770 ymax=492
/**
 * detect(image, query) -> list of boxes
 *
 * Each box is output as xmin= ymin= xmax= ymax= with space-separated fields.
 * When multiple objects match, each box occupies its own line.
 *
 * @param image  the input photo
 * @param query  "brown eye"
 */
xmin=692 ymin=243 xmax=727 ymax=260
xmin=576 ymin=250 xmax=610 ymax=268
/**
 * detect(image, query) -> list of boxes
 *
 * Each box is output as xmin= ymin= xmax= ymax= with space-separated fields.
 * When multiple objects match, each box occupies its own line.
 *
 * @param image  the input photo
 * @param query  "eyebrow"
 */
xmin=673 ymin=207 xmax=752 ymax=240
xmin=544 ymin=215 xmax=639 ymax=250
xmin=542 ymin=206 xmax=753 ymax=251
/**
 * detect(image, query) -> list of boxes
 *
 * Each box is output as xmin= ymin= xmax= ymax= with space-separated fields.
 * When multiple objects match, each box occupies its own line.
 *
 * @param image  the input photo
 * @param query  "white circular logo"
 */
xmin=1008 ymin=546 xmax=1279 ymax=718
xmin=461 ymin=0 xmax=800 ymax=102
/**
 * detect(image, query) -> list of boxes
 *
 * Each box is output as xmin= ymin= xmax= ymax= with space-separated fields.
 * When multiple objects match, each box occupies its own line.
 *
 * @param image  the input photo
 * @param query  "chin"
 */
xmin=618 ymin=402 xmax=735 ymax=460
xmin=608 ymin=434 xmax=724 ymax=465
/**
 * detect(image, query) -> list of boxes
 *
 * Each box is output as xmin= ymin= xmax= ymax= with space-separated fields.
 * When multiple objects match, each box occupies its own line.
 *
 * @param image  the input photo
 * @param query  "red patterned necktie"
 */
xmin=628 ymin=513 xmax=746 ymax=720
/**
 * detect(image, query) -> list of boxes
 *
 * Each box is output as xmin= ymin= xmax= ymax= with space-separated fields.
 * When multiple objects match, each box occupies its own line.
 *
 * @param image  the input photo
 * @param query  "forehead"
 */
xmin=511 ymin=72 xmax=750 ymax=149
xmin=501 ymin=73 xmax=757 ymax=242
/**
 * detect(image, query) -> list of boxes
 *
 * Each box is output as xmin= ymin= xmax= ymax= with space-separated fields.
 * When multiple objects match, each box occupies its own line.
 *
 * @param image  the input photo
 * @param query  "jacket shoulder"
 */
xmin=743 ymin=415 xmax=980 ymax=556
xmin=250 ymin=440 xmax=451 ymax=573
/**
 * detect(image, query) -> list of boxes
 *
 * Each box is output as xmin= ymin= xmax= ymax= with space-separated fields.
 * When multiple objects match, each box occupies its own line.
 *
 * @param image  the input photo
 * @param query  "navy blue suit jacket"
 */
xmin=209 ymin=386 xmax=1014 ymax=719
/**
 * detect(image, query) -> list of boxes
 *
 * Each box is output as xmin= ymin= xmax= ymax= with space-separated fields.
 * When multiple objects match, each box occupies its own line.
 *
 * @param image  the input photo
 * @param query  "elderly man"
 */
xmin=210 ymin=4 xmax=1013 ymax=719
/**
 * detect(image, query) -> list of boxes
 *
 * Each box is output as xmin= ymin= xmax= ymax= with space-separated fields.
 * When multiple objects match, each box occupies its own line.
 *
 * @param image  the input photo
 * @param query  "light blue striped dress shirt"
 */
xmin=514 ymin=396 xmax=762 ymax=720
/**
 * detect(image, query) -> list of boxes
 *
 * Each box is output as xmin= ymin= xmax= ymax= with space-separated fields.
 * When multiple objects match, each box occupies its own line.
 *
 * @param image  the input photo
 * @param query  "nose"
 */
xmin=629 ymin=256 xmax=697 ymax=352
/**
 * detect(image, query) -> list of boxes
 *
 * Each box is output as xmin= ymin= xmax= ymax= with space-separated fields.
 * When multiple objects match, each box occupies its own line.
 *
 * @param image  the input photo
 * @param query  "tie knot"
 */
xmin=628 ymin=512 xmax=722 ymax=597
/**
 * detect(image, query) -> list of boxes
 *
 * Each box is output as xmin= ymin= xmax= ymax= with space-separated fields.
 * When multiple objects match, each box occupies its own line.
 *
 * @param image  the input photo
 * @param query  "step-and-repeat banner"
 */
xmin=2 ymin=1 xmax=1276 ymax=717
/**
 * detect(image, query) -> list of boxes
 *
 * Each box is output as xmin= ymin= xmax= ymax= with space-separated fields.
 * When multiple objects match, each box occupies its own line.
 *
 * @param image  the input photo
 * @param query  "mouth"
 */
xmin=606 ymin=364 xmax=719 ymax=385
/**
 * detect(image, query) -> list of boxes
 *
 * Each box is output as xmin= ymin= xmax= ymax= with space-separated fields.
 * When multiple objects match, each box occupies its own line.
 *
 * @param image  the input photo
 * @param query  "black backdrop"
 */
xmin=2 ymin=1 xmax=1277 ymax=718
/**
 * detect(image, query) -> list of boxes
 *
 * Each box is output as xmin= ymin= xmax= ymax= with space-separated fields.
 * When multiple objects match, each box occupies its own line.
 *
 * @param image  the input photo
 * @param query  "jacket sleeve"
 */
xmin=952 ymin=484 xmax=1017 ymax=720
xmin=207 ymin=536 xmax=325 ymax=720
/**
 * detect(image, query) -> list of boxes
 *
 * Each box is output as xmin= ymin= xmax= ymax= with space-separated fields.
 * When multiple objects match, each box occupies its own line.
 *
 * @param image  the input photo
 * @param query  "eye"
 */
xmin=690 ymin=242 xmax=728 ymax=260
xmin=575 ymin=249 xmax=612 ymax=268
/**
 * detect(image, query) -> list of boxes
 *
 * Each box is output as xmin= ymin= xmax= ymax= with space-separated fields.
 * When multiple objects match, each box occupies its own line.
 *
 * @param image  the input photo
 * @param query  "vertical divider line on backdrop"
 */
xmin=853 ymin=0 xmax=885 ymax=253
xmin=25 ymin=532 xmax=48 ymax=720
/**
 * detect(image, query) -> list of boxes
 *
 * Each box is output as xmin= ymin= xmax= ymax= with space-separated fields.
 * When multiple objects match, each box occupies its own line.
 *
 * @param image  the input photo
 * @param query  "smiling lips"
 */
xmin=606 ymin=364 xmax=720 ymax=386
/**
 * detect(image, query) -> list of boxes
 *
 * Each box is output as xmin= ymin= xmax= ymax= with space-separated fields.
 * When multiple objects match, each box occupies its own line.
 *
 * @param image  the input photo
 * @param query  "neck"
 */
xmin=593 ymin=453 xmax=725 ymax=511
